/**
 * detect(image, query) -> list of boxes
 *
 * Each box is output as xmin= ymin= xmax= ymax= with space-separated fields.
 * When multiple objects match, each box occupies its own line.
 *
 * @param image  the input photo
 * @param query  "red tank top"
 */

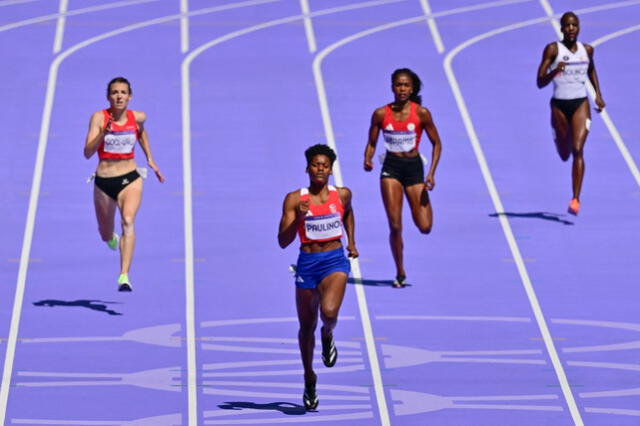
xmin=381 ymin=102 xmax=422 ymax=152
xmin=97 ymin=110 xmax=139 ymax=160
xmin=297 ymin=186 xmax=345 ymax=244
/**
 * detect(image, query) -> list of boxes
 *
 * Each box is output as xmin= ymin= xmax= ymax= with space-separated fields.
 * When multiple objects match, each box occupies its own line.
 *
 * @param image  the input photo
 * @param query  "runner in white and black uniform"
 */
xmin=537 ymin=12 xmax=605 ymax=216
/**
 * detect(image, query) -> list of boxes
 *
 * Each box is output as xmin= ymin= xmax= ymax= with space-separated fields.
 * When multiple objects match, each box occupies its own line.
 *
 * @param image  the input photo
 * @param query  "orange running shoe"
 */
xmin=567 ymin=198 xmax=580 ymax=216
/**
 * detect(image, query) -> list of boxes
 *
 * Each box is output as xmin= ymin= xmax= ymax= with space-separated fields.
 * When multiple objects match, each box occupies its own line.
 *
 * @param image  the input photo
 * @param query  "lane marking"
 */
xmin=0 ymin=0 xmax=162 ymax=34
xmin=52 ymin=0 xmax=68 ymax=53
xmin=299 ymin=0 xmax=317 ymax=53
xmin=0 ymin=0 xmax=39 ymax=6
xmin=0 ymin=2 xmax=284 ymax=424
xmin=539 ymin=0 xmax=640 ymax=187
xmin=419 ymin=0 xmax=444 ymax=53
xmin=181 ymin=0 xmax=189 ymax=53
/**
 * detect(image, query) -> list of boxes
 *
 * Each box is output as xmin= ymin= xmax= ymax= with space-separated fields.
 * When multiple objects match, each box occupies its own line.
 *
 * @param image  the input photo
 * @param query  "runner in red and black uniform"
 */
xmin=364 ymin=68 xmax=442 ymax=288
xmin=278 ymin=144 xmax=358 ymax=410
xmin=84 ymin=77 xmax=164 ymax=291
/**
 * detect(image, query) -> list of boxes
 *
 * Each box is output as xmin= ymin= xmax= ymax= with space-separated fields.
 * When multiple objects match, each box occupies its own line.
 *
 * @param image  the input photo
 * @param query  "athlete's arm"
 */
xmin=278 ymin=191 xmax=307 ymax=249
xmin=83 ymin=111 xmax=108 ymax=159
xmin=418 ymin=106 xmax=442 ymax=191
xmin=364 ymin=107 xmax=385 ymax=171
xmin=536 ymin=42 xmax=563 ymax=89
xmin=338 ymin=187 xmax=358 ymax=258
xmin=585 ymin=44 xmax=605 ymax=112
xmin=135 ymin=111 xmax=165 ymax=182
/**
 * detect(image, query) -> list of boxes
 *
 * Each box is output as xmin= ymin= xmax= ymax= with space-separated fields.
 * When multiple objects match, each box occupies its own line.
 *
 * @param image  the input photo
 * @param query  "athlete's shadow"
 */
xmin=489 ymin=212 xmax=574 ymax=225
xmin=32 ymin=299 xmax=123 ymax=316
xmin=348 ymin=278 xmax=411 ymax=287
xmin=218 ymin=401 xmax=306 ymax=415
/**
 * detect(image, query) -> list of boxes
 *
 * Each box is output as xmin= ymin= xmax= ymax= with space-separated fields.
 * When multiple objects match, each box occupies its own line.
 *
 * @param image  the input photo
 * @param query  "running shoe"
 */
xmin=567 ymin=198 xmax=580 ymax=216
xmin=303 ymin=381 xmax=319 ymax=410
xmin=392 ymin=275 xmax=406 ymax=288
xmin=321 ymin=334 xmax=337 ymax=368
xmin=118 ymin=274 xmax=132 ymax=292
xmin=107 ymin=233 xmax=119 ymax=251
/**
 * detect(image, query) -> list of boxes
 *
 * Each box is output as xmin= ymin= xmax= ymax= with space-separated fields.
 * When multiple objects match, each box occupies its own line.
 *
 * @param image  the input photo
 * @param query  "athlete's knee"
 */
xmin=321 ymin=306 xmax=339 ymax=325
xmin=98 ymin=224 xmax=113 ymax=241
xmin=298 ymin=320 xmax=317 ymax=336
xmin=571 ymin=147 xmax=584 ymax=159
xmin=418 ymin=223 xmax=432 ymax=234
xmin=388 ymin=219 xmax=402 ymax=234
xmin=121 ymin=216 xmax=135 ymax=235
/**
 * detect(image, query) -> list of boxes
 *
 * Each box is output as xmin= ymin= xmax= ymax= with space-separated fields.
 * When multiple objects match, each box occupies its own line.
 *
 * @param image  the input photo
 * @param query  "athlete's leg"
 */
xmin=381 ymin=178 xmax=405 ymax=278
xmin=296 ymin=288 xmax=320 ymax=383
xmin=93 ymin=184 xmax=117 ymax=241
xmin=551 ymin=104 xmax=571 ymax=161
xmin=570 ymin=100 xmax=591 ymax=201
xmin=116 ymin=178 xmax=143 ymax=276
xmin=317 ymin=271 xmax=347 ymax=341
xmin=405 ymin=183 xmax=432 ymax=234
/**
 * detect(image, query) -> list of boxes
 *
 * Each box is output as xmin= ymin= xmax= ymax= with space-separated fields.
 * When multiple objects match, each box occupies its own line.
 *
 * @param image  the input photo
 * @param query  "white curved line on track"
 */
xmin=299 ymin=0 xmax=317 ymax=53
xmin=443 ymin=2 xmax=640 ymax=425
xmin=52 ymin=0 xmax=68 ymax=53
xmin=311 ymin=0 xmax=640 ymax=425
xmin=0 ymin=0 xmax=162 ymax=34
xmin=182 ymin=2 xmax=412 ymax=424
xmin=181 ymin=0 xmax=189 ymax=53
xmin=419 ymin=0 xmax=444 ymax=53
xmin=0 ymin=1 xmax=284 ymax=425
xmin=538 ymin=0 xmax=640 ymax=188
xmin=0 ymin=0 xmax=38 ymax=6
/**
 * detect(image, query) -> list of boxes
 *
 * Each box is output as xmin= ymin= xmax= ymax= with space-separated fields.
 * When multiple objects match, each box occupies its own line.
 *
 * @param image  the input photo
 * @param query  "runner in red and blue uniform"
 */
xmin=364 ymin=68 xmax=443 ymax=288
xmin=84 ymin=77 xmax=164 ymax=291
xmin=278 ymin=144 xmax=358 ymax=410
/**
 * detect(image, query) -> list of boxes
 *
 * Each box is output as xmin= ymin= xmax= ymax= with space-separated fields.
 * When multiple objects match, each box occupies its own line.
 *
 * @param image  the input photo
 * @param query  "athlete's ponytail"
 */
xmin=391 ymin=68 xmax=422 ymax=105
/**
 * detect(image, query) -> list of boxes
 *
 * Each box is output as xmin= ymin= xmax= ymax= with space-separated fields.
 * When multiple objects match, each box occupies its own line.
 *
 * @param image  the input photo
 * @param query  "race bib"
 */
xmin=304 ymin=213 xmax=342 ymax=241
xmin=382 ymin=130 xmax=416 ymax=153
xmin=103 ymin=131 xmax=136 ymax=154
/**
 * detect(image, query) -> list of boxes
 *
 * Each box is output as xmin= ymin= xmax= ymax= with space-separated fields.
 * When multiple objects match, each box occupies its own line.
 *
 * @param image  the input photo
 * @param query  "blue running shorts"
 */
xmin=294 ymin=248 xmax=351 ymax=289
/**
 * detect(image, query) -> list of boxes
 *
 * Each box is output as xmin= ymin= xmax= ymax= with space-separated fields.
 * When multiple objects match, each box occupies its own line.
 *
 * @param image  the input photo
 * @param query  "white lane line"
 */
xmin=52 ymin=0 xmax=68 ymax=53
xmin=0 ymin=2 xmax=283 ymax=424
xmin=311 ymin=56 xmax=390 ymax=426
xmin=0 ymin=0 xmax=161 ymax=34
xmin=443 ymin=42 xmax=584 ymax=426
xmin=299 ymin=0 xmax=317 ymax=53
xmin=0 ymin=0 xmax=38 ymax=6
xmin=181 ymin=0 xmax=189 ymax=53
xmin=305 ymin=1 xmax=640 ymax=425
xmin=538 ymin=0 xmax=640 ymax=188
xmin=419 ymin=0 xmax=444 ymax=53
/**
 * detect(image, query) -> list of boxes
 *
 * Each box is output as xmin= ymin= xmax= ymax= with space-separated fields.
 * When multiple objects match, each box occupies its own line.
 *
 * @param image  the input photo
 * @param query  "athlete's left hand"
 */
xmin=594 ymin=96 xmax=605 ymax=113
xmin=346 ymin=244 xmax=359 ymax=259
xmin=149 ymin=161 xmax=165 ymax=183
xmin=424 ymin=173 xmax=435 ymax=191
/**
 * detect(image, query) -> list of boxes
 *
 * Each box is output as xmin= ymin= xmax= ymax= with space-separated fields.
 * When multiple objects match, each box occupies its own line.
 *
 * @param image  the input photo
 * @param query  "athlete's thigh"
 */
xmin=117 ymin=177 xmax=143 ymax=218
xmin=93 ymin=184 xmax=117 ymax=222
xmin=551 ymin=104 xmax=572 ymax=158
xmin=570 ymin=100 xmax=591 ymax=152
xmin=296 ymin=288 xmax=320 ymax=325
xmin=317 ymin=272 xmax=347 ymax=312
xmin=380 ymin=178 xmax=404 ymax=222
xmin=404 ymin=183 xmax=432 ymax=227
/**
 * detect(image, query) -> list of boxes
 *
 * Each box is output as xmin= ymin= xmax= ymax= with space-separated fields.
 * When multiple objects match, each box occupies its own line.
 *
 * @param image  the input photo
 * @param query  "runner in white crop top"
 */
xmin=536 ymin=12 xmax=605 ymax=216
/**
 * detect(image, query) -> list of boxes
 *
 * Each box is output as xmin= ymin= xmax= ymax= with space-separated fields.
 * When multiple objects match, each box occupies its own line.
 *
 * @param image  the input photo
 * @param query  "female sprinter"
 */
xmin=84 ymin=77 xmax=164 ymax=291
xmin=278 ymin=144 xmax=358 ymax=410
xmin=364 ymin=68 xmax=442 ymax=288
xmin=536 ymin=11 xmax=605 ymax=215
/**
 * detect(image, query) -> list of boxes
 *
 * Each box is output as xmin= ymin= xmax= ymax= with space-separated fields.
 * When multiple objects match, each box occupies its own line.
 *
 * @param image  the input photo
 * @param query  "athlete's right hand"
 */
xmin=555 ymin=61 xmax=566 ymax=74
xmin=364 ymin=159 xmax=374 ymax=171
xmin=103 ymin=113 xmax=113 ymax=133
xmin=298 ymin=199 xmax=310 ymax=216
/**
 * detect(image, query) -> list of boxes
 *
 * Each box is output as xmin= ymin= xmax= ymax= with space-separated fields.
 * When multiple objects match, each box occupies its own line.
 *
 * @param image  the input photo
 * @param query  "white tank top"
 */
xmin=551 ymin=41 xmax=589 ymax=100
